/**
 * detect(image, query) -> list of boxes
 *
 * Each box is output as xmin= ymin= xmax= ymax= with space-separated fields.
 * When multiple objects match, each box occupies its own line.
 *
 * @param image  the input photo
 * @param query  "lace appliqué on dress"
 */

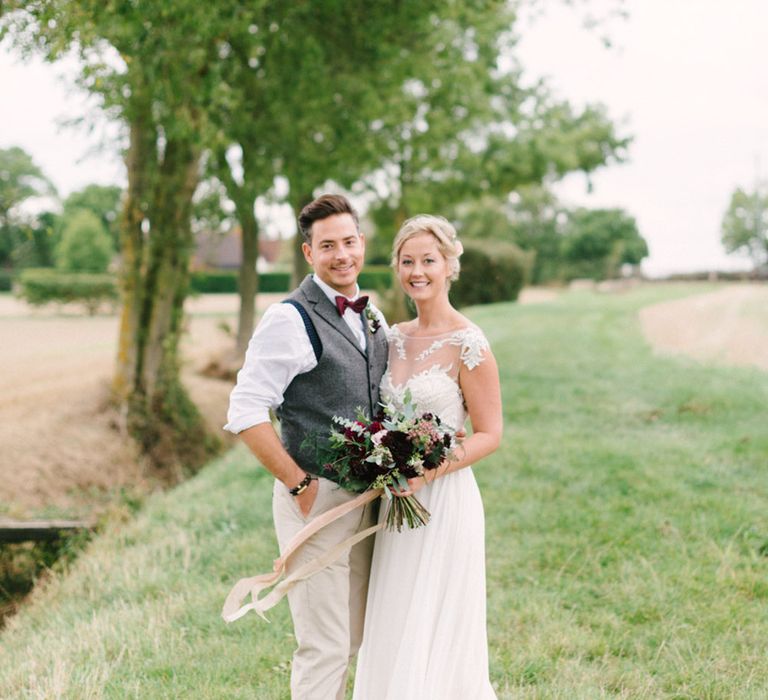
xmin=389 ymin=324 xmax=489 ymax=369
xmin=411 ymin=326 xmax=489 ymax=367
xmin=384 ymin=362 xmax=455 ymax=394
xmin=459 ymin=326 xmax=489 ymax=370
xmin=414 ymin=333 xmax=463 ymax=362
xmin=387 ymin=326 xmax=407 ymax=360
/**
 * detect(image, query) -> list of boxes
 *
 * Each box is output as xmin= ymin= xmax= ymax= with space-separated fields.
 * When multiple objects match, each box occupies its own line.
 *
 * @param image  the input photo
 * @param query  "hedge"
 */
xmin=189 ymin=266 xmax=394 ymax=294
xmin=17 ymin=268 xmax=118 ymax=314
xmin=189 ymin=270 xmax=238 ymax=293
xmin=358 ymin=266 xmax=393 ymax=290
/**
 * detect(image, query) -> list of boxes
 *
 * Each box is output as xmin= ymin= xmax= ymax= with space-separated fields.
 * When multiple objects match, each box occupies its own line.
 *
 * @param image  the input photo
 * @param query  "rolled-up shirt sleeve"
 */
xmin=223 ymin=303 xmax=317 ymax=434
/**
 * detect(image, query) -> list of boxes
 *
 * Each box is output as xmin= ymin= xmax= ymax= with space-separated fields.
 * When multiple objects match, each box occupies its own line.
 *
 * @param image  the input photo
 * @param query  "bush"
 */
xmin=189 ymin=270 xmax=292 ymax=294
xmin=449 ymin=242 xmax=532 ymax=308
xmin=55 ymin=209 xmax=114 ymax=273
xmin=17 ymin=268 xmax=118 ymax=314
xmin=0 ymin=269 xmax=13 ymax=292
xmin=358 ymin=266 xmax=393 ymax=290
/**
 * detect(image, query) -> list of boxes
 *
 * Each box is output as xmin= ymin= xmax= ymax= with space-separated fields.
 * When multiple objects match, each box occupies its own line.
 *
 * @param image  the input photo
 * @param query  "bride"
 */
xmin=353 ymin=215 xmax=503 ymax=699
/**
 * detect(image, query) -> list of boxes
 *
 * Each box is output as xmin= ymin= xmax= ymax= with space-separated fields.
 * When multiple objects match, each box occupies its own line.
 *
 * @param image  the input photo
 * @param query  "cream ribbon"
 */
xmin=222 ymin=487 xmax=384 ymax=623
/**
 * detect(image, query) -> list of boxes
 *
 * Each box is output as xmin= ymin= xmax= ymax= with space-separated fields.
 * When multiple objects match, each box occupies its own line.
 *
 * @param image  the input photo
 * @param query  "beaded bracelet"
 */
xmin=289 ymin=473 xmax=316 ymax=496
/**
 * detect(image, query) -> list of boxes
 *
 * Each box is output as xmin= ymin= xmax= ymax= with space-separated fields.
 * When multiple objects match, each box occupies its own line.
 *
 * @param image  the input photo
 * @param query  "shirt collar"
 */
xmin=312 ymin=273 xmax=360 ymax=304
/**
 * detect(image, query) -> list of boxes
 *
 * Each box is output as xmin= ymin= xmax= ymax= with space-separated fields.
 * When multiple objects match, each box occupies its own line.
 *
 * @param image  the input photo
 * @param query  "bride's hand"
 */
xmin=391 ymin=470 xmax=437 ymax=498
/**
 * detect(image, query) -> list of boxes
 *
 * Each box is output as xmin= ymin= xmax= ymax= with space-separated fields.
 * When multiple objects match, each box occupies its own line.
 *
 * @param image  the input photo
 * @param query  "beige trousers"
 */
xmin=273 ymin=477 xmax=376 ymax=700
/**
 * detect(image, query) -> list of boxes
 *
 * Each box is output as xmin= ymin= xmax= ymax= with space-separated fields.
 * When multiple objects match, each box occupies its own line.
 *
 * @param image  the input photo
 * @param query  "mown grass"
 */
xmin=1 ymin=283 xmax=767 ymax=699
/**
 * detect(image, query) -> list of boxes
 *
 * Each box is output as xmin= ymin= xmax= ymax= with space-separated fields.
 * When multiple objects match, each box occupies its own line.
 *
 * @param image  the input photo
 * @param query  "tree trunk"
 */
xmin=213 ymin=146 xmax=262 ymax=356
xmin=386 ymin=189 xmax=412 ymax=322
xmin=114 ymin=110 xmax=154 ymax=409
xmin=291 ymin=233 xmax=308 ymax=289
xmin=236 ymin=202 xmax=259 ymax=354
xmin=114 ymin=115 xmax=218 ymax=476
xmin=290 ymin=190 xmax=313 ymax=289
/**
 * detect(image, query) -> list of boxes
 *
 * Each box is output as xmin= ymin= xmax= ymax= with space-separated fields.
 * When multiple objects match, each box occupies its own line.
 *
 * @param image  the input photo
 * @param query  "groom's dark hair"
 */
xmin=298 ymin=194 xmax=360 ymax=244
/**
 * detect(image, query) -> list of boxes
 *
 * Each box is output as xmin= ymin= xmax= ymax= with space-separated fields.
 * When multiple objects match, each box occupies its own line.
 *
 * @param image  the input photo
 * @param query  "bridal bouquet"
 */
xmin=316 ymin=390 xmax=455 ymax=531
xmin=223 ymin=393 xmax=455 ymax=623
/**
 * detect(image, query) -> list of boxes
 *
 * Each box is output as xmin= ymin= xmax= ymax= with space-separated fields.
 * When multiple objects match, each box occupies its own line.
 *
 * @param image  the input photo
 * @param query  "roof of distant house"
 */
xmin=192 ymin=228 xmax=282 ymax=270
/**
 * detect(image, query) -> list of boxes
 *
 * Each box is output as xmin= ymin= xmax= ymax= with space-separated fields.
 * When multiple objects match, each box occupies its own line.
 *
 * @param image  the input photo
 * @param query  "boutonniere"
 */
xmin=364 ymin=305 xmax=381 ymax=334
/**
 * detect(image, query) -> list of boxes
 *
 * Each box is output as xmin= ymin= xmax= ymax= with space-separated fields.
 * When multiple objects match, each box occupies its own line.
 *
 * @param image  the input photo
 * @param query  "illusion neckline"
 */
xmin=391 ymin=323 xmax=473 ymax=340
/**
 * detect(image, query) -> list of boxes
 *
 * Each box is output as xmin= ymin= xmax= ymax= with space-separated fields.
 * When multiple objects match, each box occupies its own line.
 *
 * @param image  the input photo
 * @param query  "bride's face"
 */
xmin=397 ymin=233 xmax=451 ymax=301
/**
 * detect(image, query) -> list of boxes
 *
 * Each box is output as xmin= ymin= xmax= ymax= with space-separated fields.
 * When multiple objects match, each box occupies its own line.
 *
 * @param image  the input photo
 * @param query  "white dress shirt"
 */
xmin=224 ymin=274 xmax=388 ymax=434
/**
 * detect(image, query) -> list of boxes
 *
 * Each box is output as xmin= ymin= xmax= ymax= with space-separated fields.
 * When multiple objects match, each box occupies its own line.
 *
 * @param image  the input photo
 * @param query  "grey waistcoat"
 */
xmin=277 ymin=276 xmax=389 ymax=487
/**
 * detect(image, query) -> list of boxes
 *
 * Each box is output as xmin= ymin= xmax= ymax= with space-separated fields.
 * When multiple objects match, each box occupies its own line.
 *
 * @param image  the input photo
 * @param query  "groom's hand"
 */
xmin=295 ymin=477 xmax=319 ymax=517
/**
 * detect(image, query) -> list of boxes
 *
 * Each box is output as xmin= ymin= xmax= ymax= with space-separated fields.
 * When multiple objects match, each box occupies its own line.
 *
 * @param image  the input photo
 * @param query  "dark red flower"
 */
xmin=381 ymin=430 xmax=412 ymax=467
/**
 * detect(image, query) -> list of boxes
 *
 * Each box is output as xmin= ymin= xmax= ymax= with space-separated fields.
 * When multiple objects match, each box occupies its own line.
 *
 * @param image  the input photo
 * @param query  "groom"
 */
xmin=225 ymin=193 xmax=388 ymax=699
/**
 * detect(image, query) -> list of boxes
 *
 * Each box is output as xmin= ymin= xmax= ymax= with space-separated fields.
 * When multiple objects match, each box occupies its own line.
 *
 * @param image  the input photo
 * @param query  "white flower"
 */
xmin=371 ymin=429 xmax=388 ymax=446
xmin=365 ymin=444 xmax=392 ymax=466
xmin=408 ymin=455 xmax=424 ymax=472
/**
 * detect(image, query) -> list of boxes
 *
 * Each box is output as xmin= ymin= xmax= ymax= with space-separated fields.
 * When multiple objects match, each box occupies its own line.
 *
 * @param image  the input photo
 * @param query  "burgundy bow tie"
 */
xmin=335 ymin=295 xmax=369 ymax=316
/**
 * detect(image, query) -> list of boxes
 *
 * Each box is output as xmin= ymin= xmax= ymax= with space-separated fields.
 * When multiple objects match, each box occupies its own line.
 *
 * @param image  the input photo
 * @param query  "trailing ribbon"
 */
xmin=221 ymin=487 xmax=384 ymax=623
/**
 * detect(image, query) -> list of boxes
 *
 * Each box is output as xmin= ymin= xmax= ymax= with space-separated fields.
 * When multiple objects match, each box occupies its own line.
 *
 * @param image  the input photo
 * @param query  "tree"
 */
xmin=457 ymin=187 xmax=567 ymax=284
xmin=2 ymin=1 xmax=242 ymax=471
xmin=364 ymin=59 xmax=629 ymax=253
xmin=12 ymin=210 xmax=59 ymax=268
xmin=0 ymin=146 xmax=56 ymax=268
xmin=353 ymin=6 xmax=626 ymax=317
xmin=360 ymin=44 xmax=630 ymax=317
xmin=208 ymin=0 xmax=451 ymax=351
xmin=1 ymin=0 xmax=632 ymax=471
xmin=55 ymin=208 xmax=113 ymax=273
xmin=721 ymin=185 xmax=768 ymax=271
xmin=62 ymin=184 xmax=123 ymax=249
xmin=561 ymin=207 xmax=647 ymax=279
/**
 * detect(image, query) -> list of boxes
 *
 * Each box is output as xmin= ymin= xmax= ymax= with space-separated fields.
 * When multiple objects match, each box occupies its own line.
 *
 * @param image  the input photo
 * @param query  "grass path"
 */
xmin=1 ymin=284 xmax=767 ymax=698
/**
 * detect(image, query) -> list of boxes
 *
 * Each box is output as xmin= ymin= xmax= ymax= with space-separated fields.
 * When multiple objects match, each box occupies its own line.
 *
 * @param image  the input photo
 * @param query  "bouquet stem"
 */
xmin=385 ymin=494 xmax=431 ymax=532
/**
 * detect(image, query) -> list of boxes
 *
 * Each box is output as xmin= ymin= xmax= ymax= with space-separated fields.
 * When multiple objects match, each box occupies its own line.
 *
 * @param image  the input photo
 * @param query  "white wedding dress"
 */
xmin=352 ymin=324 xmax=496 ymax=700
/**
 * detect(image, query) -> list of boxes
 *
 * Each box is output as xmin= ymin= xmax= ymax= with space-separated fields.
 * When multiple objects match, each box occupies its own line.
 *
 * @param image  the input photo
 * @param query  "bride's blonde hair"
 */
xmin=391 ymin=215 xmax=464 ymax=283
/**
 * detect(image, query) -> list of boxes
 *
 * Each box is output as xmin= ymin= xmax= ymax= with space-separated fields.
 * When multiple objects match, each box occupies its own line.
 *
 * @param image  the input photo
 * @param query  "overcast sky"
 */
xmin=1 ymin=1 xmax=766 ymax=276
xmin=517 ymin=0 xmax=768 ymax=275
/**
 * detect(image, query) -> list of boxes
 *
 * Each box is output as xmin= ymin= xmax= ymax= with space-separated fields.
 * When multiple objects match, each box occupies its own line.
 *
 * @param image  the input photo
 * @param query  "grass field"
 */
xmin=1 ymin=284 xmax=767 ymax=699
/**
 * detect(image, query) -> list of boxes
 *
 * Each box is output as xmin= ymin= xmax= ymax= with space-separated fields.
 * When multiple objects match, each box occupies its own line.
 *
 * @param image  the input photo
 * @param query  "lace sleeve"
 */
xmin=460 ymin=326 xmax=490 ymax=370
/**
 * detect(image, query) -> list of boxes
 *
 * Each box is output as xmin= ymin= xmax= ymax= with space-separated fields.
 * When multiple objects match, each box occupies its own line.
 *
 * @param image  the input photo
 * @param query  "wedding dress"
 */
xmin=352 ymin=324 xmax=496 ymax=700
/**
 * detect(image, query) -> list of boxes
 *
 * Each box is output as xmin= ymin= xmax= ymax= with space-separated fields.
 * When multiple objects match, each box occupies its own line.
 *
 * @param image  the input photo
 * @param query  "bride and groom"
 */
xmin=225 ymin=194 xmax=502 ymax=699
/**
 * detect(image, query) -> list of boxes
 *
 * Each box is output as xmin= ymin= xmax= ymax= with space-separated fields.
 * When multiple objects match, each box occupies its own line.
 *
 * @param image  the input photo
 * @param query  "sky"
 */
xmin=516 ymin=0 xmax=768 ymax=275
xmin=1 ymin=1 xmax=766 ymax=277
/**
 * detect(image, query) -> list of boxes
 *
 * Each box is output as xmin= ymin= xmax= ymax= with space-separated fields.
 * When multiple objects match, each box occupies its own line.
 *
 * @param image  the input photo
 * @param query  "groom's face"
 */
xmin=302 ymin=213 xmax=365 ymax=297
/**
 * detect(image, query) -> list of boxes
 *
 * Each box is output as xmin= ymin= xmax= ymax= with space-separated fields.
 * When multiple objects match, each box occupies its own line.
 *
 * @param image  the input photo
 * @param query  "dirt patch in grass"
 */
xmin=639 ymin=284 xmax=768 ymax=372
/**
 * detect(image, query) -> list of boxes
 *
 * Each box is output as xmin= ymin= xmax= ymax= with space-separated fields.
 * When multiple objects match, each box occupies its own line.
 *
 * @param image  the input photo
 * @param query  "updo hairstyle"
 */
xmin=391 ymin=214 xmax=464 ymax=283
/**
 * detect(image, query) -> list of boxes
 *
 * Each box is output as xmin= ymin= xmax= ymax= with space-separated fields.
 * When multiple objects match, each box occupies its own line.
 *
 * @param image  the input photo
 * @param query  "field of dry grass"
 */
xmin=0 ymin=293 xmax=284 ymax=518
xmin=640 ymin=283 xmax=768 ymax=372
